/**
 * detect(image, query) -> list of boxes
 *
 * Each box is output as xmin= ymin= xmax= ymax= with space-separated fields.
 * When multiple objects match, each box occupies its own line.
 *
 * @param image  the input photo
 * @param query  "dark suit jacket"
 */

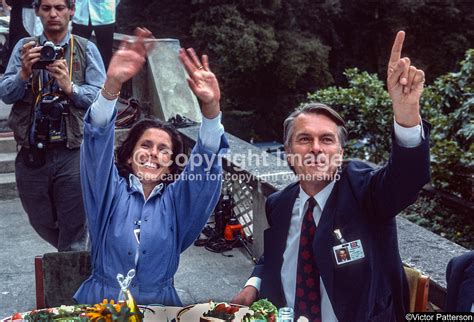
xmin=446 ymin=251 xmax=474 ymax=312
xmin=252 ymin=123 xmax=431 ymax=322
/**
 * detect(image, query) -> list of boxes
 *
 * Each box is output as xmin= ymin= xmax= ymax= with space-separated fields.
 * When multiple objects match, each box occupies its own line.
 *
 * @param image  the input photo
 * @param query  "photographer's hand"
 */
xmin=46 ymin=59 xmax=73 ymax=96
xmin=20 ymin=41 xmax=41 ymax=81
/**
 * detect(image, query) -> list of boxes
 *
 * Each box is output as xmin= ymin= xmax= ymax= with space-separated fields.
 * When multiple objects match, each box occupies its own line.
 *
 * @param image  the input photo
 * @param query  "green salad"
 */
xmin=243 ymin=299 xmax=278 ymax=322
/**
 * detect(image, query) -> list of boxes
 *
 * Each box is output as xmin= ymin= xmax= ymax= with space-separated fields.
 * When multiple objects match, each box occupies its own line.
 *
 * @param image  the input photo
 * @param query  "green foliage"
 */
xmin=192 ymin=4 xmax=278 ymax=72
xmin=189 ymin=0 xmax=334 ymax=140
xmin=307 ymin=68 xmax=392 ymax=163
xmin=422 ymin=49 xmax=474 ymax=200
xmin=305 ymin=49 xmax=473 ymax=201
xmin=273 ymin=31 xmax=332 ymax=90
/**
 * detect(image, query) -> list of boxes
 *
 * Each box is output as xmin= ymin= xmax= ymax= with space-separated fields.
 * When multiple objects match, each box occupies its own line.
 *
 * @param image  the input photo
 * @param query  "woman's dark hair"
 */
xmin=116 ymin=119 xmax=184 ymax=182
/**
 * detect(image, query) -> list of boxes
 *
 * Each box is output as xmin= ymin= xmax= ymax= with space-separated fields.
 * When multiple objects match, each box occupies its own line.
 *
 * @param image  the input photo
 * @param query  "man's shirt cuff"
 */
xmin=13 ymin=71 xmax=29 ymax=92
xmin=393 ymin=118 xmax=424 ymax=148
xmin=244 ymin=276 xmax=261 ymax=292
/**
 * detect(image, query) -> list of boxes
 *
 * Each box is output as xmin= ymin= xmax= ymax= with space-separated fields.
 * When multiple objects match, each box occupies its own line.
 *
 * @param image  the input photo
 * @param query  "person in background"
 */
xmin=72 ymin=0 xmax=119 ymax=69
xmin=4 ymin=0 xmax=43 ymax=62
xmin=232 ymin=31 xmax=430 ymax=322
xmin=0 ymin=0 xmax=105 ymax=251
xmin=0 ymin=0 xmax=9 ymax=15
xmin=446 ymin=251 xmax=474 ymax=312
xmin=74 ymin=27 xmax=228 ymax=305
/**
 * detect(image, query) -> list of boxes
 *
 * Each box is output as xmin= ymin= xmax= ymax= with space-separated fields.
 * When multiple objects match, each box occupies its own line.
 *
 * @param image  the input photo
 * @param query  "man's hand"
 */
xmin=103 ymin=27 xmax=155 ymax=98
xmin=179 ymin=48 xmax=221 ymax=119
xmin=230 ymin=286 xmax=258 ymax=306
xmin=20 ymin=41 xmax=40 ymax=81
xmin=46 ymin=59 xmax=73 ymax=95
xmin=387 ymin=31 xmax=425 ymax=127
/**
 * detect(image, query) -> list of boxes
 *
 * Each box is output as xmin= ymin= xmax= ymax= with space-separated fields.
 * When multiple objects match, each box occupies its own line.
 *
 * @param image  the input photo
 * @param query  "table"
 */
xmin=1 ymin=306 xmax=176 ymax=321
xmin=1 ymin=303 xmax=251 ymax=321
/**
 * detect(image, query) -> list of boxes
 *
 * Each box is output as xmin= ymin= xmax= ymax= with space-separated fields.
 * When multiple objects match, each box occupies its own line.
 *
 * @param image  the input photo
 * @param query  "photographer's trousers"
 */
xmin=15 ymin=145 xmax=89 ymax=251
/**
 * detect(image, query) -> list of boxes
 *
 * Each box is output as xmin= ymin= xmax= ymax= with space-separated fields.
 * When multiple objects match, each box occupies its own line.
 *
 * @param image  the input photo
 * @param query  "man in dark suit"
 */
xmin=446 ymin=251 xmax=474 ymax=312
xmin=231 ymin=31 xmax=430 ymax=322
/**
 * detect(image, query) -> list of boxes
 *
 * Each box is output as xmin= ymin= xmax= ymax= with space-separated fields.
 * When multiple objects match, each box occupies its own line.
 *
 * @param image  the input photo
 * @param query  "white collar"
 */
xmin=128 ymin=174 xmax=165 ymax=200
xmin=298 ymin=180 xmax=336 ymax=211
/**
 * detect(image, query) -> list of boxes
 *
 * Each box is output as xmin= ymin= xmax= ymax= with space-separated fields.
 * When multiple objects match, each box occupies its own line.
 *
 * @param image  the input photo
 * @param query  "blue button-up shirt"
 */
xmin=74 ymin=99 xmax=228 ymax=306
xmin=0 ymin=31 xmax=105 ymax=109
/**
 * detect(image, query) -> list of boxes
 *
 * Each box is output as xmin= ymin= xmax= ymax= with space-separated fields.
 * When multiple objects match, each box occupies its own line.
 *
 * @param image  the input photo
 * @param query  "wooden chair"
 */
xmin=35 ymin=251 xmax=91 ymax=309
xmin=404 ymin=266 xmax=430 ymax=312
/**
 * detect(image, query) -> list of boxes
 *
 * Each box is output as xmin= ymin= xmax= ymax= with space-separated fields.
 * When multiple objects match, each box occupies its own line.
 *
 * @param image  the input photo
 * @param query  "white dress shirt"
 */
xmin=245 ymin=119 xmax=424 ymax=321
xmin=284 ymin=182 xmax=338 ymax=321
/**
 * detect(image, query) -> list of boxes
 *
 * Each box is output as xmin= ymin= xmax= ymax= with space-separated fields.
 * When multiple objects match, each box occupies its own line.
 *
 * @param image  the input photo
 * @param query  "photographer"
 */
xmin=0 ymin=0 xmax=105 ymax=251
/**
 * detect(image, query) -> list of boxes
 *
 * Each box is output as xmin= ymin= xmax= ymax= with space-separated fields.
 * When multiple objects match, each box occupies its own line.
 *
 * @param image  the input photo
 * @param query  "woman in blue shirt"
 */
xmin=74 ymin=28 xmax=228 ymax=305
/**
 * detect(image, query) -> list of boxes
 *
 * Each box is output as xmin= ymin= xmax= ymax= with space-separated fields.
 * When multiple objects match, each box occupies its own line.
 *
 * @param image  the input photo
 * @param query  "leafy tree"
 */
xmin=422 ymin=49 xmax=474 ymax=200
xmin=189 ymin=0 xmax=333 ymax=140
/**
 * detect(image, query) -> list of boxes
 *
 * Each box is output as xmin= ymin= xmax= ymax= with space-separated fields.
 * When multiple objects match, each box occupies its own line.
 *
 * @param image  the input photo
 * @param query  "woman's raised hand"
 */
xmin=179 ymin=48 xmax=221 ymax=119
xmin=103 ymin=27 xmax=155 ymax=98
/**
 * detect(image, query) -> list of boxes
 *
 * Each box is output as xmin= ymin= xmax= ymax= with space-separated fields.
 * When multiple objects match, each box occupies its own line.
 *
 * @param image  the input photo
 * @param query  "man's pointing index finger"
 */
xmin=389 ymin=31 xmax=405 ymax=65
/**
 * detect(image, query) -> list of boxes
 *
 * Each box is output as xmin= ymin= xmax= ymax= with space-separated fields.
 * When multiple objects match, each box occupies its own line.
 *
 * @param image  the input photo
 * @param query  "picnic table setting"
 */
xmin=2 ymin=269 xmax=307 ymax=321
xmin=3 ymin=299 xmax=282 ymax=322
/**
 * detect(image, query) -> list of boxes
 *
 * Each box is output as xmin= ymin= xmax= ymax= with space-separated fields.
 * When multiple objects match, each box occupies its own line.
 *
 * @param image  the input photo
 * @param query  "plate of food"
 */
xmin=176 ymin=302 xmax=251 ymax=322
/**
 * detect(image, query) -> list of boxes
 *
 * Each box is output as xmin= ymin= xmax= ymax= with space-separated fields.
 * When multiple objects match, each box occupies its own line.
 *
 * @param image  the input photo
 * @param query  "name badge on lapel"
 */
xmin=332 ymin=229 xmax=365 ymax=266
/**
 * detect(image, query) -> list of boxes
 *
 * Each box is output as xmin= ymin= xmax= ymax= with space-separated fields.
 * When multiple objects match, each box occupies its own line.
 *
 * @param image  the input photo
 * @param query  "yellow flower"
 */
xmin=86 ymin=299 xmax=124 ymax=322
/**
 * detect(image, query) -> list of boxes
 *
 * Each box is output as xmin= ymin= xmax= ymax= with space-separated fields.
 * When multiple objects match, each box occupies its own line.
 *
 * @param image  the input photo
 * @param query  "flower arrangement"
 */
xmin=86 ymin=299 xmax=142 ymax=322
xmin=10 ymin=270 xmax=143 ymax=322
xmin=11 ymin=300 xmax=143 ymax=322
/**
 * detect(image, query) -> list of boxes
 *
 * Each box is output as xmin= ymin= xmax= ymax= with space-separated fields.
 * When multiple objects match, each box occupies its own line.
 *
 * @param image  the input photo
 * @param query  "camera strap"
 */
xmin=30 ymin=36 xmax=75 ymax=147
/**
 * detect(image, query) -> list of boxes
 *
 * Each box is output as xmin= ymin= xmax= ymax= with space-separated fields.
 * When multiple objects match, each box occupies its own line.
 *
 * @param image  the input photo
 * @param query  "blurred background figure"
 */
xmin=446 ymin=251 xmax=474 ymax=312
xmin=4 ymin=0 xmax=43 ymax=62
xmin=72 ymin=0 xmax=119 ymax=69
xmin=0 ymin=0 xmax=10 ymax=15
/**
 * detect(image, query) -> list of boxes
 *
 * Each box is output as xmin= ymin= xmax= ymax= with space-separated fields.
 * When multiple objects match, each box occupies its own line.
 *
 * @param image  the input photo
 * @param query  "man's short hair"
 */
xmin=283 ymin=102 xmax=348 ymax=148
xmin=34 ymin=0 xmax=74 ymax=9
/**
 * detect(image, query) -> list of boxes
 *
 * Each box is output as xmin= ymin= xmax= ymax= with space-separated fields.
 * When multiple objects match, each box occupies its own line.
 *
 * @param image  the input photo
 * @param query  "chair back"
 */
xmin=404 ymin=266 xmax=430 ymax=312
xmin=35 ymin=251 xmax=91 ymax=308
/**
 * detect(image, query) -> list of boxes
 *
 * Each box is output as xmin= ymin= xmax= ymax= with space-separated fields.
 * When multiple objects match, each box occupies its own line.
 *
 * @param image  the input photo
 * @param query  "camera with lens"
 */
xmin=32 ymin=41 xmax=65 ymax=69
xmin=33 ymin=95 xmax=69 ymax=148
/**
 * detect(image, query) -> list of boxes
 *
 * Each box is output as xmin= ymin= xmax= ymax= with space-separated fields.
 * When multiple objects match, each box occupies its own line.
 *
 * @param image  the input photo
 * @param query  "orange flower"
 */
xmin=86 ymin=299 xmax=124 ymax=322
